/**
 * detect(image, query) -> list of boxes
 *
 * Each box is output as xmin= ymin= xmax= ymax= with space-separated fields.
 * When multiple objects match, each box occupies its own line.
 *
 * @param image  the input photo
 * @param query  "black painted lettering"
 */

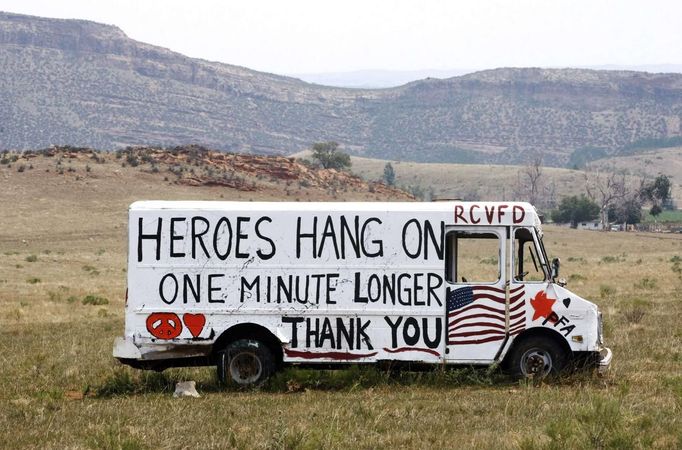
xmin=213 ymin=217 xmax=233 ymax=260
xmin=169 ymin=217 xmax=186 ymax=258
xmin=424 ymin=221 xmax=444 ymax=260
xmin=353 ymin=272 xmax=368 ymax=303
xmin=560 ymin=324 xmax=576 ymax=336
xmin=397 ymin=273 xmax=411 ymax=305
xmin=159 ymin=273 xmax=178 ymax=304
xmin=306 ymin=318 xmax=320 ymax=347
xmin=382 ymin=274 xmax=396 ymax=305
xmin=402 ymin=219 xmax=422 ymax=259
xmin=319 ymin=216 xmax=340 ymax=259
xmin=325 ymin=274 xmax=338 ymax=304
xmin=427 ymin=273 xmax=443 ymax=307
xmin=208 ymin=274 xmax=225 ymax=303
xmin=336 ymin=317 xmax=354 ymax=350
xmin=422 ymin=318 xmax=442 ymax=349
xmin=340 ymin=216 xmax=360 ymax=258
xmin=413 ymin=273 xmax=424 ymax=306
xmin=191 ymin=217 xmax=210 ymax=259
xmin=543 ymin=311 xmax=560 ymax=326
xmin=182 ymin=274 xmax=200 ymax=303
xmin=296 ymin=216 xmax=317 ymax=259
xmin=240 ymin=276 xmax=260 ymax=303
xmin=294 ymin=275 xmax=310 ymax=304
xmin=235 ymin=217 xmax=250 ymax=258
xmin=282 ymin=317 xmax=304 ymax=347
xmin=255 ymin=216 xmax=276 ymax=260
xmin=384 ymin=316 xmax=403 ymax=347
xmin=138 ymin=217 xmax=162 ymax=262
xmin=357 ymin=318 xmax=373 ymax=350
xmin=368 ymin=274 xmax=381 ymax=302
xmin=361 ymin=217 xmax=383 ymax=257
xmin=319 ymin=318 xmax=335 ymax=348
xmin=403 ymin=317 xmax=420 ymax=346
xmin=277 ymin=275 xmax=292 ymax=303
xmin=311 ymin=274 xmax=324 ymax=303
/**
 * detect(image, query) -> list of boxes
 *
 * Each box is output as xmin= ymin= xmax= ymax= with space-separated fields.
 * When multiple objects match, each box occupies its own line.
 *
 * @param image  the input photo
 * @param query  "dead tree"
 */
xmin=522 ymin=156 xmax=543 ymax=206
xmin=583 ymin=165 xmax=628 ymax=230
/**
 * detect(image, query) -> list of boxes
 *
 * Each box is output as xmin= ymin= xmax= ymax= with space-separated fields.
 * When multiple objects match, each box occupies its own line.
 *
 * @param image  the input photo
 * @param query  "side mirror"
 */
xmin=551 ymin=257 xmax=561 ymax=279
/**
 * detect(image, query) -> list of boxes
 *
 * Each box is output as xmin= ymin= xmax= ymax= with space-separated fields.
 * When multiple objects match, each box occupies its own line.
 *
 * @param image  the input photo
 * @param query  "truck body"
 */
xmin=114 ymin=201 xmax=611 ymax=383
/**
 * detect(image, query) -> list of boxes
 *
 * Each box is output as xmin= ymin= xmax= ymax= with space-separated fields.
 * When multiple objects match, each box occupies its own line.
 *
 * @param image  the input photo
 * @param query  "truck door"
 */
xmin=510 ymin=226 xmax=549 ymax=334
xmin=443 ymin=226 xmax=509 ymax=362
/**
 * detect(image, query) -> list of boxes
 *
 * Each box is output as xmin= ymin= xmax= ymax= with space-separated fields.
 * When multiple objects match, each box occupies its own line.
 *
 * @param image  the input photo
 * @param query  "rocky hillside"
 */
xmin=4 ymin=145 xmax=412 ymax=200
xmin=2 ymin=12 xmax=682 ymax=166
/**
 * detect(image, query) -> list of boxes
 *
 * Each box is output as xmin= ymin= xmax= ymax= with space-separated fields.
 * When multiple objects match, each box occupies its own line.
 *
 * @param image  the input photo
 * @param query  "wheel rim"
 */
xmin=520 ymin=348 xmax=553 ymax=377
xmin=229 ymin=352 xmax=263 ymax=385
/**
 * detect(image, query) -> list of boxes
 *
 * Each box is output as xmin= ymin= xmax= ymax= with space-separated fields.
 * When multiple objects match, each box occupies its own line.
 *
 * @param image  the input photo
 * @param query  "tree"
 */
xmin=650 ymin=203 xmax=663 ymax=219
xmin=383 ymin=162 xmax=395 ymax=186
xmin=584 ymin=166 xmax=629 ymax=230
xmin=641 ymin=175 xmax=672 ymax=209
xmin=608 ymin=196 xmax=643 ymax=224
xmin=523 ymin=156 xmax=543 ymax=206
xmin=311 ymin=141 xmax=351 ymax=170
xmin=551 ymin=195 xmax=600 ymax=228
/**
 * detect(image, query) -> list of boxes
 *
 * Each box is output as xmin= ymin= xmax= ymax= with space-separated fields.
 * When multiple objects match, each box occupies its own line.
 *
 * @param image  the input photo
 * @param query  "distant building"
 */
xmin=576 ymin=221 xmax=601 ymax=231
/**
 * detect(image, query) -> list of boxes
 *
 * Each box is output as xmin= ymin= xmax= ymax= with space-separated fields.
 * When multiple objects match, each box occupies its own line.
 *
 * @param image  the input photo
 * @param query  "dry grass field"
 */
xmin=0 ymin=150 xmax=681 ymax=449
xmin=340 ymin=151 xmax=682 ymax=206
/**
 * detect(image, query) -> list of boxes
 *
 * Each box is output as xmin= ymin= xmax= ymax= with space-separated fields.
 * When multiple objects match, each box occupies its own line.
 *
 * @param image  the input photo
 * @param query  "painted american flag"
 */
xmin=446 ymin=285 xmax=526 ymax=345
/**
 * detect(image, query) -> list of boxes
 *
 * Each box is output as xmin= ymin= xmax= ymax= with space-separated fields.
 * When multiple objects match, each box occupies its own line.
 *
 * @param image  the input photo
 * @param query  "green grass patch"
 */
xmin=642 ymin=209 xmax=682 ymax=223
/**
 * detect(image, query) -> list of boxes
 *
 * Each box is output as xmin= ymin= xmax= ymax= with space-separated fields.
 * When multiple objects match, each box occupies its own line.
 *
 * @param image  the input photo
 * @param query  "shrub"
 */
xmin=633 ymin=277 xmax=657 ymax=290
xmin=82 ymin=295 xmax=109 ymax=305
xmin=599 ymin=284 xmax=615 ymax=299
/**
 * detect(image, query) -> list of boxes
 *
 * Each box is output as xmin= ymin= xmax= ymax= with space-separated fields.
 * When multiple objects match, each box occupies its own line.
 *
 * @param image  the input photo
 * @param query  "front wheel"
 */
xmin=217 ymin=339 xmax=275 ymax=386
xmin=505 ymin=336 xmax=567 ymax=379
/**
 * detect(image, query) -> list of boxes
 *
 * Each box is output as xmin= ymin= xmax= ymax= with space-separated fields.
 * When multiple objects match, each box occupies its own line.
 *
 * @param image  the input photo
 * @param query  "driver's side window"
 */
xmin=514 ymin=228 xmax=547 ymax=282
xmin=445 ymin=230 xmax=501 ymax=284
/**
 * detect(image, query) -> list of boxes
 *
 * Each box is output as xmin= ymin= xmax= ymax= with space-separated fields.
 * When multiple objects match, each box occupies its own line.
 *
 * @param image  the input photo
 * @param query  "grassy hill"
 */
xmin=1 ymin=147 xmax=681 ymax=447
xmin=593 ymin=146 xmax=682 ymax=203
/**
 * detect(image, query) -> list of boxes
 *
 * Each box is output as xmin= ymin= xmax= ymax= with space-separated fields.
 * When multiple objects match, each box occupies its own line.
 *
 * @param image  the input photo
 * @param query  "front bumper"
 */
xmin=597 ymin=347 xmax=613 ymax=375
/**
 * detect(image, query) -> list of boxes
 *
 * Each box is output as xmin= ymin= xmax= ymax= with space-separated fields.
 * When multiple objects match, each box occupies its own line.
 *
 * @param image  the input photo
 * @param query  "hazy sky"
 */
xmin=2 ymin=0 xmax=681 ymax=74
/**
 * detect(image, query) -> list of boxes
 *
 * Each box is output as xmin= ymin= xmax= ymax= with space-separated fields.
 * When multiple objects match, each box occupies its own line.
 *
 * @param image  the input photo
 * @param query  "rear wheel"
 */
xmin=505 ymin=335 xmax=567 ymax=379
xmin=217 ymin=339 xmax=275 ymax=386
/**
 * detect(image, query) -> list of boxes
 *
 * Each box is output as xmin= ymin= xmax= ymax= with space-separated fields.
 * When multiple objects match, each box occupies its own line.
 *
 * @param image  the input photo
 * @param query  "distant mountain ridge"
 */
xmin=2 ymin=11 xmax=682 ymax=166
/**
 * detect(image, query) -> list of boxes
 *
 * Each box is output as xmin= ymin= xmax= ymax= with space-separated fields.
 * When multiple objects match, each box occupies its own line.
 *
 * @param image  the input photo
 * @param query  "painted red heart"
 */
xmin=183 ymin=313 xmax=206 ymax=338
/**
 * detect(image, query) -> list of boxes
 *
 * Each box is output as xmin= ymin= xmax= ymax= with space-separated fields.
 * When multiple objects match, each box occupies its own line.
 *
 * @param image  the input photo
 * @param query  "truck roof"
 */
xmin=130 ymin=201 xmax=542 ymax=229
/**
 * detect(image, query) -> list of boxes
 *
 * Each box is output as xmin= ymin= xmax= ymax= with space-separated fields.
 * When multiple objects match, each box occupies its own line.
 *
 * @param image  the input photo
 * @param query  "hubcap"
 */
xmin=229 ymin=352 xmax=263 ymax=385
xmin=520 ymin=348 xmax=552 ymax=377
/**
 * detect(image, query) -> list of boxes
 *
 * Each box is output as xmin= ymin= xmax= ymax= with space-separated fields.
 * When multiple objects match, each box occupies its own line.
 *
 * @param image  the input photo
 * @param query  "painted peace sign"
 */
xmin=146 ymin=312 xmax=183 ymax=340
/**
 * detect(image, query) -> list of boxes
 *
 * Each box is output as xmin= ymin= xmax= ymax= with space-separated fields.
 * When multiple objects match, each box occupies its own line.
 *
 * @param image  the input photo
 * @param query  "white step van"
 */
xmin=114 ymin=201 xmax=612 ymax=384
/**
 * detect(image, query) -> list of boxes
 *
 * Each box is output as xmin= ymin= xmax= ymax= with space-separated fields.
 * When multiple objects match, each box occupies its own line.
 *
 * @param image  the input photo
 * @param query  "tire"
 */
xmin=505 ymin=335 xmax=567 ymax=379
xmin=217 ymin=339 xmax=275 ymax=386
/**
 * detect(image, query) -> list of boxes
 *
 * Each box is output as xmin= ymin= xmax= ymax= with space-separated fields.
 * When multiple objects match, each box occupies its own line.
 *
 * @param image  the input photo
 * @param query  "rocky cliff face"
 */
xmin=2 ymin=12 xmax=681 ymax=166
